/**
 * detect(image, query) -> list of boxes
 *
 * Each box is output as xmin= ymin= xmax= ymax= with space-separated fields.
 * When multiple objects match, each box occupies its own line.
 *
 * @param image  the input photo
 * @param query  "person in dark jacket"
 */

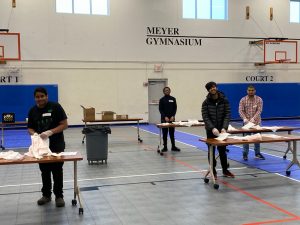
xmin=201 ymin=81 xmax=234 ymax=178
xmin=159 ymin=86 xmax=180 ymax=152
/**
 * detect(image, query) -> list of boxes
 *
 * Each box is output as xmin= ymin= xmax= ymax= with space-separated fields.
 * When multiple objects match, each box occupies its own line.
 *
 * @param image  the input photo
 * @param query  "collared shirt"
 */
xmin=239 ymin=95 xmax=263 ymax=125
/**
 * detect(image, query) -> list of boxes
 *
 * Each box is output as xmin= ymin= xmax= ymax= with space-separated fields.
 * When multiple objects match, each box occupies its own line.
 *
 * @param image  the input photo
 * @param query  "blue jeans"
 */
xmin=243 ymin=143 xmax=261 ymax=156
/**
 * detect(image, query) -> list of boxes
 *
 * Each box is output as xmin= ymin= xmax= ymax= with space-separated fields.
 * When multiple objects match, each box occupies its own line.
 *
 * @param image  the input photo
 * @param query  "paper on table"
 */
xmin=227 ymin=124 xmax=238 ymax=131
xmin=215 ymin=132 xmax=230 ymax=141
xmin=242 ymin=122 xmax=256 ymax=129
xmin=261 ymin=134 xmax=285 ymax=138
xmin=50 ymin=152 xmax=77 ymax=157
xmin=260 ymin=126 xmax=283 ymax=132
xmin=60 ymin=152 xmax=78 ymax=156
xmin=230 ymin=133 xmax=262 ymax=141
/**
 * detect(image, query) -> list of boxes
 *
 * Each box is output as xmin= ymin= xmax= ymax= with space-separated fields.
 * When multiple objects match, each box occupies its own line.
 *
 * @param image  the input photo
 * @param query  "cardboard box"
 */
xmin=116 ymin=115 xmax=128 ymax=120
xmin=102 ymin=111 xmax=115 ymax=120
xmin=81 ymin=105 xmax=95 ymax=121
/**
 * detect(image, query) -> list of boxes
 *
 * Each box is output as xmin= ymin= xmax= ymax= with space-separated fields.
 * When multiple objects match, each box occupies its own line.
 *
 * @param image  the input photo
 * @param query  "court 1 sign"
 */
xmin=0 ymin=66 xmax=22 ymax=84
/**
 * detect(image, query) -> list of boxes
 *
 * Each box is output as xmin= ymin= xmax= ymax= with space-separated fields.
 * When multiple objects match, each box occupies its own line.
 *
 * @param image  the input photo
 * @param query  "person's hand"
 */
xmin=170 ymin=116 xmax=175 ymax=122
xmin=243 ymin=118 xmax=249 ymax=124
xmin=221 ymin=128 xmax=226 ymax=133
xmin=212 ymin=128 xmax=220 ymax=136
xmin=165 ymin=117 xmax=170 ymax=122
xmin=250 ymin=118 xmax=255 ymax=123
xmin=40 ymin=130 xmax=53 ymax=139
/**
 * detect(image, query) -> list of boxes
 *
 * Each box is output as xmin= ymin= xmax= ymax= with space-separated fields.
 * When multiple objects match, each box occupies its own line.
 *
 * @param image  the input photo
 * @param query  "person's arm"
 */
xmin=222 ymin=99 xmax=231 ymax=130
xmin=159 ymin=98 xmax=165 ymax=118
xmin=250 ymin=97 xmax=263 ymax=122
xmin=238 ymin=98 xmax=248 ymax=122
xmin=28 ymin=128 xmax=36 ymax=136
xmin=170 ymin=97 xmax=177 ymax=122
xmin=40 ymin=119 xmax=68 ymax=139
xmin=51 ymin=119 xmax=68 ymax=134
xmin=201 ymin=101 xmax=214 ymax=131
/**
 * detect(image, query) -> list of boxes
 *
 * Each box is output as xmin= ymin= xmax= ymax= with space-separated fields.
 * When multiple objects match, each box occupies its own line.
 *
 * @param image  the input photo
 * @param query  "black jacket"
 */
xmin=201 ymin=91 xmax=230 ymax=131
xmin=159 ymin=95 xmax=177 ymax=121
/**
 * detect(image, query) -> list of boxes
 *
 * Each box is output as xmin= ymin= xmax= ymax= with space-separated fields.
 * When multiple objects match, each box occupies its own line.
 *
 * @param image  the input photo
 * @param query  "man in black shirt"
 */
xmin=27 ymin=87 xmax=68 ymax=207
xmin=202 ymin=81 xmax=234 ymax=178
xmin=159 ymin=87 xmax=180 ymax=152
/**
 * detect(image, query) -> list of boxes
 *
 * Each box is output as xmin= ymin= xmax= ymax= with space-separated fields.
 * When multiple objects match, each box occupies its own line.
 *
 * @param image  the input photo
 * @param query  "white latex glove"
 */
xmin=40 ymin=130 xmax=53 ymax=139
xmin=221 ymin=128 xmax=226 ymax=133
xmin=212 ymin=128 xmax=220 ymax=136
xmin=243 ymin=118 xmax=249 ymax=124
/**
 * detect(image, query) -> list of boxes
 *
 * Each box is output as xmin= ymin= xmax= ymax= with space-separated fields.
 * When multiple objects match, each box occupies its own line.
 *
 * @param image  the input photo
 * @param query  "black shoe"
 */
xmin=223 ymin=170 xmax=235 ymax=178
xmin=243 ymin=155 xmax=248 ymax=161
xmin=171 ymin=146 xmax=181 ymax=151
xmin=55 ymin=197 xmax=65 ymax=207
xmin=37 ymin=196 xmax=51 ymax=205
xmin=161 ymin=147 xmax=168 ymax=152
xmin=255 ymin=153 xmax=265 ymax=160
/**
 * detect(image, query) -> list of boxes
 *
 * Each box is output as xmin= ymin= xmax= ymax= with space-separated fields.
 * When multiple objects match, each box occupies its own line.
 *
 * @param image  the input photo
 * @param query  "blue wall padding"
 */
xmin=0 ymin=85 xmax=58 ymax=121
xmin=217 ymin=83 xmax=300 ymax=119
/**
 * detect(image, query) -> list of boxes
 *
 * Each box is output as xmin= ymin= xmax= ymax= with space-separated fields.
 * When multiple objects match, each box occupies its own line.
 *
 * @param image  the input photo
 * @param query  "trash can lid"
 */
xmin=82 ymin=126 xmax=111 ymax=134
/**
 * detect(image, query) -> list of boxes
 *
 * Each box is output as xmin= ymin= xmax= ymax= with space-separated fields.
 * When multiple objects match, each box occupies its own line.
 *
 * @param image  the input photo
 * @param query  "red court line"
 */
xmin=135 ymin=129 xmax=300 ymax=225
xmin=242 ymin=217 xmax=300 ymax=225
xmin=148 ymin=146 xmax=300 ymax=225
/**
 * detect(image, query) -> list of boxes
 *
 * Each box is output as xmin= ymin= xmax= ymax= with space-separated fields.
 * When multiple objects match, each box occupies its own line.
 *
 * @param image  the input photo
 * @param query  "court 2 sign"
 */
xmin=245 ymin=71 xmax=275 ymax=82
xmin=146 ymin=27 xmax=202 ymax=46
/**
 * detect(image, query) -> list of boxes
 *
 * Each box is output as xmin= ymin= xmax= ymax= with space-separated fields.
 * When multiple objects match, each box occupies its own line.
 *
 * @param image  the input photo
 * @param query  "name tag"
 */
xmin=42 ymin=113 xmax=51 ymax=117
xmin=169 ymin=100 xmax=174 ymax=102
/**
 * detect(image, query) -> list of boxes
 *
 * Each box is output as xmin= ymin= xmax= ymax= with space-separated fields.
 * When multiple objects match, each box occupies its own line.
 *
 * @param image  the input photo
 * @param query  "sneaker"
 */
xmin=223 ymin=170 xmax=235 ymax=178
xmin=55 ymin=197 xmax=65 ymax=207
xmin=255 ymin=153 xmax=265 ymax=160
xmin=171 ymin=146 xmax=181 ymax=152
xmin=161 ymin=147 xmax=168 ymax=152
xmin=243 ymin=155 xmax=248 ymax=161
xmin=37 ymin=196 xmax=51 ymax=205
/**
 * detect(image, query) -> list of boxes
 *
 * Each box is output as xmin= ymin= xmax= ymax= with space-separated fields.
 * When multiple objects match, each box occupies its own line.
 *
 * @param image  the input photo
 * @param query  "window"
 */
xmin=183 ymin=0 xmax=228 ymax=20
xmin=56 ymin=0 xmax=109 ymax=15
xmin=290 ymin=0 xmax=300 ymax=23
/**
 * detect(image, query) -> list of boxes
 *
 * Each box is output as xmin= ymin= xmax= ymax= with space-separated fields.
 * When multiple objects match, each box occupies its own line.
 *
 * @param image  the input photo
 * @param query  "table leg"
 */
xmin=137 ymin=120 xmax=143 ymax=143
xmin=283 ymin=131 xmax=293 ymax=159
xmin=82 ymin=122 xmax=87 ymax=144
xmin=1 ymin=125 xmax=4 ymax=150
xmin=286 ymin=140 xmax=300 ymax=176
xmin=72 ymin=161 xmax=84 ymax=214
xmin=157 ymin=127 xmax=164 ymax=156
xmin=204 ymin=145 xmax=219 ymax=189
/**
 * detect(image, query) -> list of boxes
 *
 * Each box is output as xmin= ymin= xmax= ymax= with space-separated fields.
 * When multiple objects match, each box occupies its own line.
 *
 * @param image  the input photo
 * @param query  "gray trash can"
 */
xmin=82 ymin=126 xmax=111 ymax=165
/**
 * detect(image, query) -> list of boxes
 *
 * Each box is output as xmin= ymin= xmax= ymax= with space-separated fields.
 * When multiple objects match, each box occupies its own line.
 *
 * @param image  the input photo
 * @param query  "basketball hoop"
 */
xmin=276 ymin=59 xmax=291 ymax=64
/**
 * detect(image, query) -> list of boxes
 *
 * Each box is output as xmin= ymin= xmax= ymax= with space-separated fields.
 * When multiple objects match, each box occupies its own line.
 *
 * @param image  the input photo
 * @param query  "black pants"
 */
xmin=162 ymin=119 xmax=175 ymax=147
xmin=206 ymin=130 xmax=228 ymax=172
xmin=39 ymin=162 xmax=64 ymax=198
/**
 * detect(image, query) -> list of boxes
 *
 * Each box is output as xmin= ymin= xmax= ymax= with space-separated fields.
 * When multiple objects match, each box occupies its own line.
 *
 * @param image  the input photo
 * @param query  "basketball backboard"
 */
xmin=264 ymin=40 xmax=297 ymax=64
xmin=0 ymin=33 xmax=21 ymax=60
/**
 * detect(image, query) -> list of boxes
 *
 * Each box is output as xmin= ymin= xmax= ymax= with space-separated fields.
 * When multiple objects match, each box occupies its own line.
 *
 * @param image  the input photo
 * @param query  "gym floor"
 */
xmin=0 ymin=120 xmax=300 ymax=225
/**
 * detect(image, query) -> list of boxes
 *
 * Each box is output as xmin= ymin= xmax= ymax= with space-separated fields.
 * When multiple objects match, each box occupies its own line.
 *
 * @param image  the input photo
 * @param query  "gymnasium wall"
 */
xmin=0 ymin=0 xmax=300 ymax=124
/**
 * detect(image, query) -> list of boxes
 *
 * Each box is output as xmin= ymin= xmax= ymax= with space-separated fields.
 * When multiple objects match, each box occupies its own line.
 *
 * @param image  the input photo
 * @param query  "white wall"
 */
xmin=0 ymin=0 xmax=300 ymax=124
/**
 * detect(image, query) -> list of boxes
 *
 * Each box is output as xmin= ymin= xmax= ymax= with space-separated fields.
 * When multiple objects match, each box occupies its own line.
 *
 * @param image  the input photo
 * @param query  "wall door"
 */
xmin=148 ymin=79 xmax=167 ymax=124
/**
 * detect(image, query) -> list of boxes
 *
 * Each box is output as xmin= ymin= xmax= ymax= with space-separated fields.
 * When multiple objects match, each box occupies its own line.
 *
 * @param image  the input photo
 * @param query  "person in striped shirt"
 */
xmin=239 ymin=85 xmax=265 ymax=161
